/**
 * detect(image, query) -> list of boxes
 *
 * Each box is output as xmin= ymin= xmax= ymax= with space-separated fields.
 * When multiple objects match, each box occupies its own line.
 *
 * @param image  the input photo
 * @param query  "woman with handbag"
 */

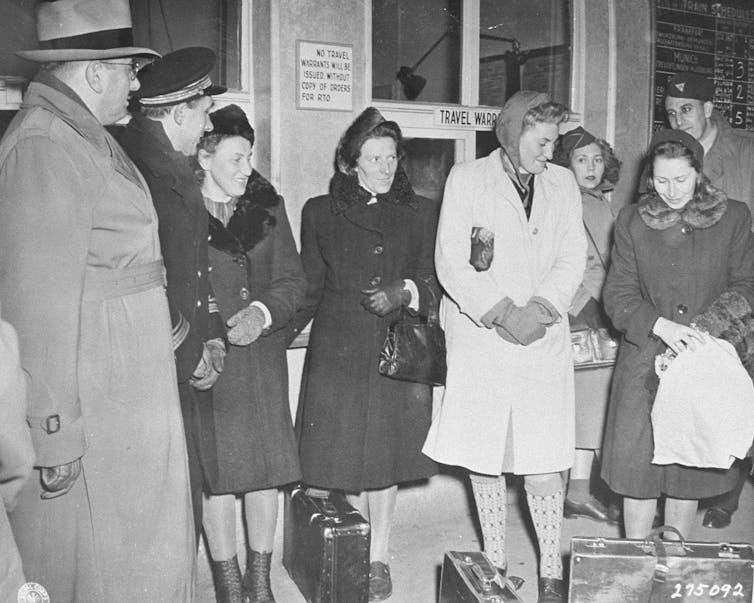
xmin=601 ymin=128 xmax=754 ymax=539
xmin=553 ymin=127 xmax=621 ymax=524
xmin=195 ymin=105 xmax=306 ymax=603
xmin=290 ymin=107 xmax=439 ymax=602
xmin=423 ymin=92 xmax=586 ymax=603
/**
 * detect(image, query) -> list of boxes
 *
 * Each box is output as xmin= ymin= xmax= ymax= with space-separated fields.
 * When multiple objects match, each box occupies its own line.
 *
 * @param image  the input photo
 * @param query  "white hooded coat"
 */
xmin=423 ymin=93 xmax=586 ymax=475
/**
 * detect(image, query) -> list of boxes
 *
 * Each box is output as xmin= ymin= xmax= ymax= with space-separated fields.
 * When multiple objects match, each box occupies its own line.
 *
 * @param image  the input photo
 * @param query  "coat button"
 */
xmin=370 ymin=276 xmax=382 ymax=287
xmin=207 ymin=234 xmax=212 ymax=242
xmin=240 ymin=287 xmax=249 ymax=300
xmin=196 ymin=299 xmax=202 ymax=308
xmin=676 ymin=303 xmax=688 ymax=315
xmin=532 ymin=227 xmax=539 ymax=235
xmin=197 ymin=270 xmax=202 ymax=278
xmin=373 ymin=245 xmax=384 ymax=255
xmin=681 ymin=224 xmax=693 ymax=235
xmin=208 ymin=266 xmax=213 ymax=273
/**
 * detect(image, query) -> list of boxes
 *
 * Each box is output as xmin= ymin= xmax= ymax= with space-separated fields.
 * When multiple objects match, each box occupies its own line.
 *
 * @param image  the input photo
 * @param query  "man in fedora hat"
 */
xmin=0 ymin=1 xmax=195 ymax=600
xmin=664 ymin=73 xmax=754 ymax=530
xmin=116 ymin=46 xmax=228 ymax=543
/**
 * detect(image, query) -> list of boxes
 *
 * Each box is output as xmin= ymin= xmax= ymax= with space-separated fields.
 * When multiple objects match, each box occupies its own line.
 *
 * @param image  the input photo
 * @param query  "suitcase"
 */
xmin=569 ymin=526 xmax=754 ymax=602
xmin=439 ymin=551 xmax=525 ymax=602
xmin=283 ymin=486 xmax=370 ymax=603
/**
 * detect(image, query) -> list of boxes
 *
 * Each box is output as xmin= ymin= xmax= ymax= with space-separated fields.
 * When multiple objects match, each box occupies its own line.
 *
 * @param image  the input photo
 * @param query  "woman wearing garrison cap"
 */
xmin=290 ymin=107 xmax=439 ymax=602
xmin=601 ymin=128 xmax=754 ymax=539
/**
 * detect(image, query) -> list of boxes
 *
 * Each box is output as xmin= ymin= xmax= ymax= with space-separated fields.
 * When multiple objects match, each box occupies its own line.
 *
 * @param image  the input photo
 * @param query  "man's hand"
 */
xmin=40 ymin=458 xmax=82 ymax=499
xmin=226 ymin=305 xmax=266 ymax=346
xmin=190 ymin=339 xmax=226 ymax=390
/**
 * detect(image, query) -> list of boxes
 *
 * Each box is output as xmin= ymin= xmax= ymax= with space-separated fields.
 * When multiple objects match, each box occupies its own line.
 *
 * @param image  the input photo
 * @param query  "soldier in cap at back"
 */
xmin=116 ymin=47 xmax=229 ymax=543
xmin=0 ymin=0 xmax=196 ymax=600
xmin=665 ymin=71 xmax=754 ymax=215
xmin=664 ymin=73 xmax=754 ymax=530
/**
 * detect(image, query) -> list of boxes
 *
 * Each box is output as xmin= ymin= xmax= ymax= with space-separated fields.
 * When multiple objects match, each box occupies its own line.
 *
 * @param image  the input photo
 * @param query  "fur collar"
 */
xmin=207 ymin=170 xmax=278 ymax=256
xmin=329 ymin=167 xmax=417 ymax=215
xmin=637 ymin=188 xmax=728 ymax=230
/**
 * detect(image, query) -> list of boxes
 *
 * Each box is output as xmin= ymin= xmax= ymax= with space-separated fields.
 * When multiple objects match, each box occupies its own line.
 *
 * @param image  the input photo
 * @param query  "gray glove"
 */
xmin=226 ymin=304 xmax=266 ymax=346
xmin=40 ymin=458 xmax=82 ymax=499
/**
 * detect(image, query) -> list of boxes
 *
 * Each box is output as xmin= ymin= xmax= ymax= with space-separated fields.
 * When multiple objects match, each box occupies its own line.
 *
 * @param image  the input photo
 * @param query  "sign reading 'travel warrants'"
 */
xmin=434 ymin=107 xmax=498 ymax=129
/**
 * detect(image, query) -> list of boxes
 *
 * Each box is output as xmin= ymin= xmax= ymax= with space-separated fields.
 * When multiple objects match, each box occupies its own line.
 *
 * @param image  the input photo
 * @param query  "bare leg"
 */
xmin=203 ymin=493 xmax=238 ymax=561
xmin=623 ymin=497 xmax=657 ymax=538
xmin=243 ymin=488 xmax=278 ymax=553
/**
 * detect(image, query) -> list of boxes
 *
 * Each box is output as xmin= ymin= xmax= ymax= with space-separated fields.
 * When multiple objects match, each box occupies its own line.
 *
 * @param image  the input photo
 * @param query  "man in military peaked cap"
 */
xmin=664 ymin=72 xmax=754 ymax=531
xmin=0 ymin=0 xmax=195 ymax=600
xmin=116 ymin=46 xmax=228 ymax=542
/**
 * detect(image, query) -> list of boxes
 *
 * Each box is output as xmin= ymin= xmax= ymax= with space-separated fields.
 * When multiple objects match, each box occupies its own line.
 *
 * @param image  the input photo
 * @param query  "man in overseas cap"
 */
xmin=117 ymin=46 xmax=228 ymax=542
xmin=0 ymin=0 xmax=195 ymax=600
xmin=664 ymin=73 xmax=754 ymax=531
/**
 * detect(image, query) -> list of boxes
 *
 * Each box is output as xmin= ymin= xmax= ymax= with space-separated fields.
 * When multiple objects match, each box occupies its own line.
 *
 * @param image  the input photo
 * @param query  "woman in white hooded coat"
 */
xmin=423 ymin=91 xmax=585 ymax=603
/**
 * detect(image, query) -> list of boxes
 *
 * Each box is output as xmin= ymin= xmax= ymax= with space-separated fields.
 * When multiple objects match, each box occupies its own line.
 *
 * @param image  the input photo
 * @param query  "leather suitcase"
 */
xmin=283 ymin=486 xmax=370 ymax=603
xmin=569 ymin=527 xmax=754 ymax=602
xmin=439 ymin=551 xmax=524 ymax=602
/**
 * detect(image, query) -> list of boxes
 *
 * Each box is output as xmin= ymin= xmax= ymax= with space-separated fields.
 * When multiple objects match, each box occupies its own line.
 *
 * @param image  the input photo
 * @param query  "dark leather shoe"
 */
xmin=538 ymin=577 xmax=565 ymax=602
xmin=564 ymin=496 xmax=610 ymax=523
xmin=369 ymin=561 xmax=392 ymax=601
xmin=702 ymin=506 xmax=733 ymax=529
xmin=607 ymin=500 xmax=622 ymax=524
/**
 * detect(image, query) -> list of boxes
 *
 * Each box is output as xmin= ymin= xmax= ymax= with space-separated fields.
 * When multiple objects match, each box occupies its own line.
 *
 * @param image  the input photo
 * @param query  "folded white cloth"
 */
xmin=652 ymin=336 xmax=754 ymax=469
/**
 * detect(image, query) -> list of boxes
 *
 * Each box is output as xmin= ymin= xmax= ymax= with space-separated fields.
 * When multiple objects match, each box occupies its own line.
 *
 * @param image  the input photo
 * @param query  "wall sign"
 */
xmin=434 ymin=106 xmax=498 ymax=129
xmin=653 ymin=0 xmax=754 ymax=131
xmin=296 ymin=40 xmax=353 ymax=112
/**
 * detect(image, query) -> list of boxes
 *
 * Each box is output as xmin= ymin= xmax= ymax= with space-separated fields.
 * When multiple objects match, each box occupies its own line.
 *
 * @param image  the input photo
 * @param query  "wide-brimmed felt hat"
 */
xmin=135 ymin=47 xmax=227 ymax=107
xmin=16 ymin=0 xmax=159 ymax=63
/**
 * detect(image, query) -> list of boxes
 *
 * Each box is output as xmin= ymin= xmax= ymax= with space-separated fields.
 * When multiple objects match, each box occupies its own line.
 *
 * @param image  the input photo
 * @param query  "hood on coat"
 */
xmin=495 ymin=90 xmax=551 ymax=170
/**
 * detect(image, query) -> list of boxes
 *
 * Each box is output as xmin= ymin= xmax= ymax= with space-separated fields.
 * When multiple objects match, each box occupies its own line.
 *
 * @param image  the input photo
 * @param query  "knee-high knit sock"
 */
xmin=469 ymin=473 xmax=507 ymax=570
xmin=525 ymin=488 xmax=564 ymax=580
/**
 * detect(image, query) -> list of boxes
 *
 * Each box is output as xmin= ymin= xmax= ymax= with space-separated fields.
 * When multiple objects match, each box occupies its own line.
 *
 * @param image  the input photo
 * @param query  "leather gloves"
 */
xmin=227 ymin=304 xmax=266 ymax=346
xmin=41 ymin=458 xmax=82 ymax=499
xmin=361 ymin=280 xmax=410 ymax=316
xmin=190 ymin=338 xmax=226 ymax=390
xmin=481 ymin=297 xmax=554 ymax=346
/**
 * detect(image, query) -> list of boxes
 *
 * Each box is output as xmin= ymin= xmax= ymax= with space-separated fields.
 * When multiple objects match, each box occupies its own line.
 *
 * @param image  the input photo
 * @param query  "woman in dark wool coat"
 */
xmin=290 ymin=107 xmax=439 ymax=602
xmin=195 ymin=105 xmax=306 ymax=603
xmin=601 ymin=128 xmax=754 ymax=540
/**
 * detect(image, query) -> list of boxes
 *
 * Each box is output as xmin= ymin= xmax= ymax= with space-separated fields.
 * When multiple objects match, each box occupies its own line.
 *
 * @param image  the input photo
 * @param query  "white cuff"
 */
xmin=403 ymin=279 xmax=419 ymax=311
xmin=250 ymin=301 xmax=272 ymax=329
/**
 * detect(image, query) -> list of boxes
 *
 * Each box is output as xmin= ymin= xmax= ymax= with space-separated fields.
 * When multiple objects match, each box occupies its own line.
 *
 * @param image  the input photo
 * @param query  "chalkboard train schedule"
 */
xmin=653 ymin=0 xmax=754 ymax=131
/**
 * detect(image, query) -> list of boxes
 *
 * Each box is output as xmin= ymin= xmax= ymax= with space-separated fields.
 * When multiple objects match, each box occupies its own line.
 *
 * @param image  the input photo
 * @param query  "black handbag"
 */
xmin=378 ymin=289 xmax=447 ymax=387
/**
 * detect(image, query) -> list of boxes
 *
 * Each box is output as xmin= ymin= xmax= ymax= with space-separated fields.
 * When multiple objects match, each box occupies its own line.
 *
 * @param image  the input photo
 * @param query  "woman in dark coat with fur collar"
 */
xmin=290 ymin=107 xmax=438 ymax=601
xmin=196 ymin=105 xmax=306 ymax=603
xmin=601 ymin=128 xmax=754 ymax=539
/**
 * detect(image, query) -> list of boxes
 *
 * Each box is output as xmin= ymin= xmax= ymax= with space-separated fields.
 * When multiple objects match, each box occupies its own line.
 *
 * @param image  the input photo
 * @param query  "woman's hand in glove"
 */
xmin=360 ymin=280 xmax=410 ymax=316
xmin=227 ymin=305 xmax=266 ymax=346
xmin=40 ymin=458 xmax=82 ymax=499
xmin=190 ymin=338 xmax=226 ymax=390
xmin=653 ymin=317 xmax=707 ymax=355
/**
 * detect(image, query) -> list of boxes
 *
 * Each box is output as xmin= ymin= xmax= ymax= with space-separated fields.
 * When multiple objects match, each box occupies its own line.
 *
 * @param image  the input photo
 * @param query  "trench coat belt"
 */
xmin=82 ymin=259 xmax=167 ymax=301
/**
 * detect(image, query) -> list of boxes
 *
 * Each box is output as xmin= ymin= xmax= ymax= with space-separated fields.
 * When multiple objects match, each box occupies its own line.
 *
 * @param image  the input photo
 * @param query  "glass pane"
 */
xmin=130 ymin=0 xmax=242 ymax=91
xmin=475 ymin=130 xmax=499 ymax=159
xmin=479 ymin=0 xmax=570 ymax=106
xmin=372 ymin=0 xmax=461 ymax=103
xmin=403 ymin=138 xmax=455 ymax=203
